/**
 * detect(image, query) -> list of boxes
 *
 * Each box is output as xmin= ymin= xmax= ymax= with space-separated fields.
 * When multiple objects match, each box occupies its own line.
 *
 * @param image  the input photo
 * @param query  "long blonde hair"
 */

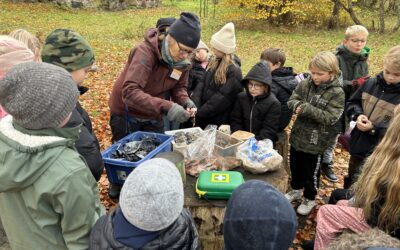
xmin=207 ymin=53 xmax=234 ymax=85
xmin=353 ymin=105 xmax=400 ymax=234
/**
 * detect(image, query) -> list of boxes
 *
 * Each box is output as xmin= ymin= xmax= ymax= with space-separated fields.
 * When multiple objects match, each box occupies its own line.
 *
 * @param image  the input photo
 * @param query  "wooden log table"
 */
xmin=184 ymin=167 xmax=289 ymax=250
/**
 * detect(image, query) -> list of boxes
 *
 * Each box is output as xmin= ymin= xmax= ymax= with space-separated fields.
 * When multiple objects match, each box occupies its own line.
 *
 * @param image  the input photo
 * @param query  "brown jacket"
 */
xmin=109 ymin=28 xmax=190 ymax=120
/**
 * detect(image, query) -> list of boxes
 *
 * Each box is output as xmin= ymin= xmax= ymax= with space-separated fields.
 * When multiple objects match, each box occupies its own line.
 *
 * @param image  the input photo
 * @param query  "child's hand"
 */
xmin=356 ymin=114 xmax=373 ymax=132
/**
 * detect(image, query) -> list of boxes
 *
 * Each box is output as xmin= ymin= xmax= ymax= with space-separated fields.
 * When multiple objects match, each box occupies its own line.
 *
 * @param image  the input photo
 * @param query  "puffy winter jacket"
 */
xmin=347 ymin=72 xmax=400 ymax=158
xmin=288 ymin=75 xmax=345 ymax=154
xmin=270 ymin=67 xmax=298 ymax=131
xmin=188 ymin=59 xmax=206 ymax=97
xmin=231 ymin=62 xmax=281 ymax=141
xmin=64 ymin=86 xmax=104 ymax=181
xmin=89 ymin=207 xmax=200 ymax=250
xmin=192 ymin=62 xmax=243 ymax=128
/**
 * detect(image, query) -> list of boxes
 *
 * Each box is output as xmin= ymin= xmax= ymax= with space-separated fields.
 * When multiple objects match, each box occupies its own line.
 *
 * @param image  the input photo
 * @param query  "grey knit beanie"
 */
xmin=119 ymin=158 xmax=184 ymax=231
xmin=0 ymin=62 xmax=79 ymax=129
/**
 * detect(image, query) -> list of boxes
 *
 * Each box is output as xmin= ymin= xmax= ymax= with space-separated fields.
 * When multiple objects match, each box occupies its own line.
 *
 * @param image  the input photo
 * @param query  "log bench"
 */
xmin=184 ymin=167 xmax=289 ymax=250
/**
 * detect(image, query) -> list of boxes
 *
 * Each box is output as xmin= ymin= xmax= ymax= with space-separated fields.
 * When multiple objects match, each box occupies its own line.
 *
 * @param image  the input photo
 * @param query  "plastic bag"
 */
xmin=185 ymin=155 xmax=241 ymax=177
xmin=236 ymin=138 xmax=283 ymax=174
xmin=186 ymin=125 xmax=217 ymax=161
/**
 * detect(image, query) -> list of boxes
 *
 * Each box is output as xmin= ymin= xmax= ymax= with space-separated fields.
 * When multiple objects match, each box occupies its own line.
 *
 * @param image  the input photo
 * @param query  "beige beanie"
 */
xmin=196 ymin=40 xmax=209 ymax=52
xmin=210 ymin=22 xmax=236 ymax=54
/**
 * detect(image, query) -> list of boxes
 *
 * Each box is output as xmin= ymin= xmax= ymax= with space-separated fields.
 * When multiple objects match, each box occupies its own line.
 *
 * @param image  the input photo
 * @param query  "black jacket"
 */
xmin=188 ymin=59 xmax=206 ymax=97
xmin=347 ymin=72 xmax=400 ymax=158
xmin=192 ymin=62 xmax=243 ymax=128
xmin=89 ymin=208 xmax=200 ymax=250
xmin=230 ymin=62 xmax=280 ymax=141
xmin=270 ymin=67 xmax=298 ymax=131
xmin=64 ymin=86 xmax=104 ymax=181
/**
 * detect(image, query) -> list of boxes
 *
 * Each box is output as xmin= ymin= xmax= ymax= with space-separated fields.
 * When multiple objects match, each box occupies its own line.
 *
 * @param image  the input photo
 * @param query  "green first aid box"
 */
xmin=195 ymin=171 xmax=245 ymax=200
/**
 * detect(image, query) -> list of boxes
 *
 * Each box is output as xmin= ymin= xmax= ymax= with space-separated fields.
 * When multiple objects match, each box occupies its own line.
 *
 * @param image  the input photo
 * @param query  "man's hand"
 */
xmin=167 ymin=103 xmax=191 ymax=123
xmin=356 ymin=114 xmax=373 ymax=132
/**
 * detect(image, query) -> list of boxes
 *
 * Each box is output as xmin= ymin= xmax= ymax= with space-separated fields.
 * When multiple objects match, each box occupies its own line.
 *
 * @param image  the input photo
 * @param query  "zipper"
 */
xmin=367 ymin=88 xmax=385 ymax=119
xmin=250 ymin=98 xmax=257 ymax=133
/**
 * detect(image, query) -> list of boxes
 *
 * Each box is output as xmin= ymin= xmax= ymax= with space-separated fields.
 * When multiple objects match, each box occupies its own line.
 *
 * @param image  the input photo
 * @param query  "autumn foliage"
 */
xmin=224 ymin=0 xmax=343 ymax=26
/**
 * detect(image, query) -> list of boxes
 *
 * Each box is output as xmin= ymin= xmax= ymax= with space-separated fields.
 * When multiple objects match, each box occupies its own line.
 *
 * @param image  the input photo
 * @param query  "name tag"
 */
xmin=170 ymin=69 xmax=182 ymax=80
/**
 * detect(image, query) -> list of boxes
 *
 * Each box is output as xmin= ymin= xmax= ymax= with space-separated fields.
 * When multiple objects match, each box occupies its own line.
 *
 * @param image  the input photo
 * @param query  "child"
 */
xmin=322 ymin=25 xmax=370 ymax=183
xmin=89 ymin=158 xmax=200 ymax=249
xmin=345 ymin=45 xmax=400 ymax=188
xmin=0 ymin=62 xmax=104 ymax=249
xmin=192 ymin=22 xmax=243 ymax=128
xmin=230 ymin=61 xmax=281 ymax=141
xmin=0 ymin=36 xmax=34 ymax=119
xmin=260 ymin=48 xmax=298 ymax=131
xmin=224 ymin=180 xmax=297 ymax=250
xmin=188 ymin=40 xmax=210 ymax=97
xmin=314 ymin=105 xmax=400 ymax=249
xmin=285 ymin=51 xmax=345 ymax=216
xmin=9 ymin=29 xmax=42 ymax=62
xmin=41 ymin=29 xmax=104 ymax=182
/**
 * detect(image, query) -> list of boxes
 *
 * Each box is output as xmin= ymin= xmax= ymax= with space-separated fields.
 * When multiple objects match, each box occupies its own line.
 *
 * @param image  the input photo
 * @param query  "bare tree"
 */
xmin=393 ymin=0 xmax=400 ymax=31
xmin=327 ymin=0 xmax=363 ymax=29
xmin=379 ymin=0 xmax=385 ymax=33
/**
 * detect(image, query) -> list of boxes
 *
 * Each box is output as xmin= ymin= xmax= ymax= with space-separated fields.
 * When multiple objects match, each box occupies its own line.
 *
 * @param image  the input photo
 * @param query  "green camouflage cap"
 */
xmin=41 ymin=29 xmax=94 ymax=72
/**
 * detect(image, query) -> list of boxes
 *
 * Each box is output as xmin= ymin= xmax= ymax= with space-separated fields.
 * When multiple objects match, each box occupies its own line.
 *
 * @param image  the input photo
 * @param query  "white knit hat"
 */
xmin=210 ymin=22 xmax=236 ymax=54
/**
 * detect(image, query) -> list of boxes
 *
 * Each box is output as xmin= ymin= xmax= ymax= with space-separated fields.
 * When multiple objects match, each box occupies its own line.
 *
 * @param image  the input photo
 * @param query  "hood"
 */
xmin=271 ymin=67 xmax=298 ymax=92
xmin=224 ymin=180 xmax=297 ymax=250
xmin=113 ymin=207 xmax=160 ymax=249
xmin=241 ymin=61 xmax=272 ymax=88
xmin=144 ymin=28 xmax=163 ymax=61
xmin=336 ymin=44 xmax=370 ymax=61
xmin=0 ymin=115 xmax=80 ymax=192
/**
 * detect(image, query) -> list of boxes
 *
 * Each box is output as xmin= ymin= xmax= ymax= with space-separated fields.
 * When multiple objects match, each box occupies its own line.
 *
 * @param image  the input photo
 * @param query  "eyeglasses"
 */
xmin=177 ymin=43 xmax=193 ymax=56
xmin=350 ymin=39 xmax=367 ymax=43
xmin=248 ymin=82 xmax=263 ymax=90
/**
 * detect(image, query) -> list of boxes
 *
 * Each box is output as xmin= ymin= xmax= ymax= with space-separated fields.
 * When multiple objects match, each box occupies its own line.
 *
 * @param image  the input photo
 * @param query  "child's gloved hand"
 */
xmin=352 ymin=75 xmax=370 ymax=88
xmin=167 ymin=103 xmax=191 ymax=123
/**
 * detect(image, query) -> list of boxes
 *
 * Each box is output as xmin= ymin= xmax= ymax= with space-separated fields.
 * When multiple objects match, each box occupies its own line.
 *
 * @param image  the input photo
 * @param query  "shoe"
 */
xmin=285 ymin=189 xmax=303 ymax=202
xmin=297 ymin=198 xmax=316 ymax=215
xmin=321 ymin=162 xmax=338 ymax=183
xmin=108 ymin=183 xmax=122 ymax=200
xmin=302 ymin=240 xmax=314 ymax=250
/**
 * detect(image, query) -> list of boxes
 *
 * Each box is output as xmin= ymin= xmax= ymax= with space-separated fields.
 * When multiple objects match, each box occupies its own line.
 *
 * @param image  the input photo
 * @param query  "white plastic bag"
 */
xmin=236 ymin=138 xmax=283 ymax=174
xmin=186 ymin=125 xmax=217 ymax=161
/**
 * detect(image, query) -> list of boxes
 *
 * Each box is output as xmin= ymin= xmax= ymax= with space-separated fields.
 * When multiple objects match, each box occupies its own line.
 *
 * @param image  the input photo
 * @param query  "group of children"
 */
xmin=0 ymin=11 xmax=399 ymax=250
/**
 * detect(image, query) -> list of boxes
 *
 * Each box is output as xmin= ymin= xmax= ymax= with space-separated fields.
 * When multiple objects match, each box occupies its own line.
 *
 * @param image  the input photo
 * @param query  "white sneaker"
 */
xmin=297 ymin=198 xmax=316 ymax=215
xmin=285 ymin=189 xmax=303 ymax=202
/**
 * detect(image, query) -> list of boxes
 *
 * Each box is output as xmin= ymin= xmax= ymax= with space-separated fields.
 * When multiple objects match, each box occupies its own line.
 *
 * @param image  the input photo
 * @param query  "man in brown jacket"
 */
xmin=108 ymin=12 xmax=201 ymax=198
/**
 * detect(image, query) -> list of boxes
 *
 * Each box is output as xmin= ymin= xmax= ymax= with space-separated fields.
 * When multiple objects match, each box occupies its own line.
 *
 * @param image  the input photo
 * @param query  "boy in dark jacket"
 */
xmin=231 ymin=61 xmax=281 ymax=141
xmin=41 ymin=29 xmax=104 ymax=181
xmin=321 ymin=25 xmax=371 ymax=183
xmin=89 ymin=158 xmax=200 ymax=250
xmin=260 ymin=48 xmax=297 ymax=131
xmin=345 ymin=45 xmax=400 ymax=188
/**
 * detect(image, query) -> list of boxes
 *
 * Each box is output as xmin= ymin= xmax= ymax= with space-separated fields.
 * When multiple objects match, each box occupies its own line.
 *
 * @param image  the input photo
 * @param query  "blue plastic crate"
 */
xmin=102 ymin=131 xmax=173 ymax=185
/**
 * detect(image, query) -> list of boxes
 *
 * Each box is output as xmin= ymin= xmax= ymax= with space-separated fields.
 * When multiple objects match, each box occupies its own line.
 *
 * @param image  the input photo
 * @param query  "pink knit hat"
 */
xmin=0 ymin=36 xmax=34 ymax=79
xmin=0 ymin=36 xmax=34 ymax=119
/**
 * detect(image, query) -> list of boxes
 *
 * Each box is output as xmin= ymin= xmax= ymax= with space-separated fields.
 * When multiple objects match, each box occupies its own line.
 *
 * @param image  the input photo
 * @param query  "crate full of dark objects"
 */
xmin=102 ymin=131 xmax=173 ymax=185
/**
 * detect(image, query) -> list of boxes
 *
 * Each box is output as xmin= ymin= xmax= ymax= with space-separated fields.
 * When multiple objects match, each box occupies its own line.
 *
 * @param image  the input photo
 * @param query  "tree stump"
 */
xmin=275 ymin=130 xmax=290 ymax=175
xmin=184 ymin=167 xmax=288 ymax=250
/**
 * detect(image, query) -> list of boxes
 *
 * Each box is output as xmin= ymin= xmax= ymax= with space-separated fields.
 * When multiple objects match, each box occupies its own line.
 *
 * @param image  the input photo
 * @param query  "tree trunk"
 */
xmin=393 ymin=0 xmax=400 ymax=31
xmin=346 ymin=0 xmax=363 ymax=25
xmin=328 ymin=0 xmax=342 ymax=29
xmin=379 ymin=0 xmax=385 ymax=33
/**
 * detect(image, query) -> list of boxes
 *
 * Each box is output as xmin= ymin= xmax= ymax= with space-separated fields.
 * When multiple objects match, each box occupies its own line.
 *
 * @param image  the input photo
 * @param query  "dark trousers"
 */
xmin=328 ymin=188 xmax=353 ymax=204
xmin=290 ymin=147 xmax=322 ymax=200
xmin=344 ymin=155 xmax=364 ymax=189
xmin=109 ymin=114 xmax=164 ymax=143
